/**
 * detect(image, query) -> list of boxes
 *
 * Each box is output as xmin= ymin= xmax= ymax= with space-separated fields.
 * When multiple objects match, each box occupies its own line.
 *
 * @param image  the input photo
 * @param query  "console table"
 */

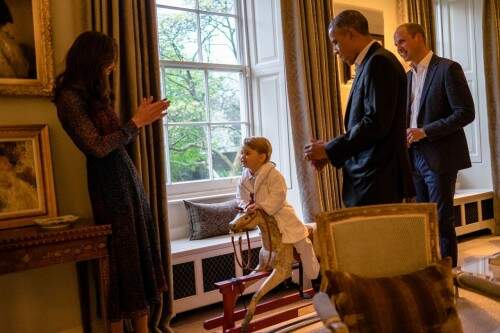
xmin=0 ymin=220 xmax=112 ymax=333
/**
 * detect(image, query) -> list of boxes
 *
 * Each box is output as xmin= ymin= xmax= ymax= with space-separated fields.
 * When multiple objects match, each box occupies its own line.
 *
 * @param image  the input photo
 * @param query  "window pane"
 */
xmin=200 ymin=14 xmax=238 ymax=64
xmin=168 ymin=125 xmax=209 ymax=182
xmin=157 ymin=8 xmax=198 ymax=62
xmin=163 ymin=68 xmax=206 ymax=122
xmin=208 ymin=71 xmax=242 ymax=122
xmin=156 ymin=0 xmax=196 ymax=9
xmin=211 ymin=124 xmax=243 ymax=178
xmin=199 ymin=0 xmax=236 ymax=14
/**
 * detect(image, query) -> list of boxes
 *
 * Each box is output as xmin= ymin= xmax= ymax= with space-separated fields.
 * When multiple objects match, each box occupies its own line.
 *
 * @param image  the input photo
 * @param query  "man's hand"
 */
xmin=304 ymin=140 xmax=328 ymax=161
xmin=311 ymin=159 xmax=328 ymax=171
xmin=407 ymin=128 xmax=426 ymax=146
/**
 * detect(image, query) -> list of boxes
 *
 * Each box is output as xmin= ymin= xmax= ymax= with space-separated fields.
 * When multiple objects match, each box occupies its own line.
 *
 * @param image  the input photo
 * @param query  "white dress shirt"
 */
xmin=410 ymin=51 xmax=433 ymax=128
xmin=354 ymin=40 xmax=377 ymax=71
xmin=347 ymin=41 xmax=377 ymax=102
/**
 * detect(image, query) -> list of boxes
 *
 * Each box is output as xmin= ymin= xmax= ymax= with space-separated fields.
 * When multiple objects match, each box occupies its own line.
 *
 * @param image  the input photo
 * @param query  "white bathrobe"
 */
xmin=236 ymin=162 xmax=309 ymax=244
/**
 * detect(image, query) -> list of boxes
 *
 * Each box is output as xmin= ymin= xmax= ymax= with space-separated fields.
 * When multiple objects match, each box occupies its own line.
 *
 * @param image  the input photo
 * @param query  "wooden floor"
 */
xmin=171 ymin=231 xmax=500 ymax=333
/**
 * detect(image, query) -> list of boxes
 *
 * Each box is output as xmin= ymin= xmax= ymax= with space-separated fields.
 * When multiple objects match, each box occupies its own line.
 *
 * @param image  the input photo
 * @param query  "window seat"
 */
xmin=171 ymin=229 xmax=261 ymax=260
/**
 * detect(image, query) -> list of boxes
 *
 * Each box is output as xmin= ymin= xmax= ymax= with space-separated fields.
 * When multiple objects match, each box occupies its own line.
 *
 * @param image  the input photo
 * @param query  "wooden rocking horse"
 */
xmin=203 ymin=209 xmax=315 ymax=333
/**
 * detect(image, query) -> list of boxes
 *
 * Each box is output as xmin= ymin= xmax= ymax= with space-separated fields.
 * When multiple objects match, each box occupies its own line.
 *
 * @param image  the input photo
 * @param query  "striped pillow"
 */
xmin=325 ymin=257 xmax=462 ymax=333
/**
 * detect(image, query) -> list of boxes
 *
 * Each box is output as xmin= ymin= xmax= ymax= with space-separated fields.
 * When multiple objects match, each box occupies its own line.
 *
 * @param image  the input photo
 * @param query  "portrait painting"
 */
xmin=0 ymin=125 xmax=57 ymax=229
xmin=0 ymin=0 xmax=54 ymax=96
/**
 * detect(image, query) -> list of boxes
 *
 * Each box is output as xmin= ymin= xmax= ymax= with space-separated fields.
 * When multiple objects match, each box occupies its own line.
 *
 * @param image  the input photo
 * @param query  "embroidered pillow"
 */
xmin=184 ymin=200 xmax=239 ymax=240
xmin=325 ymin=257 xmax=462 ymax=333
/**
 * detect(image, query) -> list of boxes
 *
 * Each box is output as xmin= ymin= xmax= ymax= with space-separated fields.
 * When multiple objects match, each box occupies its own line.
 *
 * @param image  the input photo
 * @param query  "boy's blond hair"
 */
xmin=243 ymin=137 xmax=272 ymax=163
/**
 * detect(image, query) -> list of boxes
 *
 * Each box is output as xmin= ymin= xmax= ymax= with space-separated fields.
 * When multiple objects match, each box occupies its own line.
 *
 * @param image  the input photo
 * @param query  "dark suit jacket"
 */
xmin=325 ymin=43 xmax=414 ymax=207
xmin=408 ymin=54 xmax=475 ymax=173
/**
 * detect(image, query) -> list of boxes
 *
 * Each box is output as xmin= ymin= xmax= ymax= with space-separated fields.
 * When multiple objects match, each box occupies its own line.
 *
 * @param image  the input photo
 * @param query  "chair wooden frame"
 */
xmin=317 ymin=203 xmax=440 ymax=289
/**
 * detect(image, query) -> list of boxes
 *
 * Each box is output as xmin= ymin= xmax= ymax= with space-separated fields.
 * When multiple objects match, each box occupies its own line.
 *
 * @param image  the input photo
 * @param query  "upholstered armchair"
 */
xmin=312 ymin=203 xmax=463 ymax=333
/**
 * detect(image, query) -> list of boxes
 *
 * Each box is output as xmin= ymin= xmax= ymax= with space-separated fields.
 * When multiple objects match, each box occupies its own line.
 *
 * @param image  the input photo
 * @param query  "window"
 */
xmin=156 ymin=0 xmax=249 ymax=196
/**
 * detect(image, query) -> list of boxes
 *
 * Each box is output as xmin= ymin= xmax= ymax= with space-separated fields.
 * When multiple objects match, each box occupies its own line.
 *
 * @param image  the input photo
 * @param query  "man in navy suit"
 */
xmin=304 ymin=10 xmax=413 ymax=207
xmin=394 ymin=23 xmax=475 ymax=266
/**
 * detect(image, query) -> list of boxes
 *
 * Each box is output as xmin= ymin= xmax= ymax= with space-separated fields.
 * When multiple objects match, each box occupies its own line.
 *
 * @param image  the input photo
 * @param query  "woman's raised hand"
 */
xmin=131 ymin=96 xmax=170 ymax=128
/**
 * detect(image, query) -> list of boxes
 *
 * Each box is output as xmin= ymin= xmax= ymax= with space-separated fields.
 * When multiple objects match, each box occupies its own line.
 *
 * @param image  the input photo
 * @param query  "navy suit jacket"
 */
xmin=408 ymin=54 xmax=475 ymax=173
xmin=325 ymin=43 xmax=414 ymax=207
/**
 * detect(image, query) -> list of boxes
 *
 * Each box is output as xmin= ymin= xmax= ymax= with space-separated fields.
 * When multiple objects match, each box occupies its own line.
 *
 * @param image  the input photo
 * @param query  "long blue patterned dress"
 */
xmin=56 ymin=87 xmax=167 ymax=321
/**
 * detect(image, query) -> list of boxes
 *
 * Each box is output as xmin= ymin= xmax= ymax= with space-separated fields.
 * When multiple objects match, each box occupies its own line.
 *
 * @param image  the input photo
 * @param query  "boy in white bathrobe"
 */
xmin=236 ymin=137 xmax=320 ymax=279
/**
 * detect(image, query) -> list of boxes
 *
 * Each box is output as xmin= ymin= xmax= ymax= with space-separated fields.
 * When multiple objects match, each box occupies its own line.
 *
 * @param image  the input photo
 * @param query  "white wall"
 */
xmin=435 ymin=0 xmax=492 ymax=190
xmin=0 ymin=1 xmax=90 ymax=332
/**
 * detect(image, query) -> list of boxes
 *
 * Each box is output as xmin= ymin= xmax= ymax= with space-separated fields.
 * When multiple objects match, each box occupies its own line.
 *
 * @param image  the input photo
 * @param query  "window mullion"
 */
xmin=159 ymin=60 xmax=245 ymax=72
xmin=204 ymin=69 xmax=214 ymax=180
xmin=161 ymin=65 xmax=173 ymax=184
xmin=196 ymin=0 xmax=203 ymax=63
xmin=156 ymin=4 xmax=238 ymax=19
xmin=164 ymin=124 xmax=172 ymax=184
xmin=168 ymin=121 xmax=247 ymax=126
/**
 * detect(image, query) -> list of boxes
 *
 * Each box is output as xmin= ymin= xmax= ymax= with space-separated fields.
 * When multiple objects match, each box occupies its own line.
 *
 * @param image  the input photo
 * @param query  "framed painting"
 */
xmin=0 ymin=0 xmax=54 ymax=96
xmin=0 ymin=125 xmax=57 ymax=229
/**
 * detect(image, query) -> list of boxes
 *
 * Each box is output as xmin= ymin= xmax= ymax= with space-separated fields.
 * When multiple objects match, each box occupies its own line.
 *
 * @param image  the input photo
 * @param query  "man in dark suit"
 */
xmin=394 ymin=23 xmax=475 ymax=266
xmin=304 ymin=10 xmax=413 ymax=207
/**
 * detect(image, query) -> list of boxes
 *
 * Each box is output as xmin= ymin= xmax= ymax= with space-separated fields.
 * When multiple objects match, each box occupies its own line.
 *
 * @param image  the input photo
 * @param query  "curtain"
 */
xmin=483 ymin=0 xmax=500 ymax=235
xmin=397 ymin=0 xmax=436 ymax=51
xmin=86 ymin=0 xmax=174 ymax=331
xmin=281 ymin=0 xmax=344 ymax=222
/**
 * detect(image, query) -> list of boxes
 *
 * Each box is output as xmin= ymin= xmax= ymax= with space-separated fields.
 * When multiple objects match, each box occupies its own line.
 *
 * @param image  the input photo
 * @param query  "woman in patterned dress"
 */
xmin=53 ymin=31 xmax=170 ymax=333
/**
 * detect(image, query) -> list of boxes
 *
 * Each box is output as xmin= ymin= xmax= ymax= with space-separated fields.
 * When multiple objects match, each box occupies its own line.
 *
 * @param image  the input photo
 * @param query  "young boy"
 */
xmin=237 ymin=137 xmax=320 ymax=279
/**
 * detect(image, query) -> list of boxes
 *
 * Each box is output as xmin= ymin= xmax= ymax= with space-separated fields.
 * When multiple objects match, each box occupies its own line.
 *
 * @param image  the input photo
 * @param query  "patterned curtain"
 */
xmin=397 ymin=0 xmax=436 ymax=51
xmin=281 ymin=0 xmax=344 ymax=222
xmin=483 ymin=0 xmax=500 ymax=234
xmin=86 ymin=0 xmax=174 ymax=331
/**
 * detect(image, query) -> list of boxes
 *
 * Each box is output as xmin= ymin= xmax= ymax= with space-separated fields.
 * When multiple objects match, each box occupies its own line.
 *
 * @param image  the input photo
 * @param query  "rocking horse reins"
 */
xmin=231 ymin=210 xmax=273 ymax=273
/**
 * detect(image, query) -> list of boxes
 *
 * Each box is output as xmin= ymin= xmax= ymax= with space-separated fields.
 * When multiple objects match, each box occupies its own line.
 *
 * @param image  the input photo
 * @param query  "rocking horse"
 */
xmin=230 ymin=209 xmax=295 ymax=330
xmin=203 ymin=209 xmax=315 ymax=333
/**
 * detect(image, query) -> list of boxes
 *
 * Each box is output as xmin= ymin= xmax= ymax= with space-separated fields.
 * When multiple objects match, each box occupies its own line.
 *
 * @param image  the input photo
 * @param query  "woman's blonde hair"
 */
xmin=243 ymin=137 xmax=272 ymax=163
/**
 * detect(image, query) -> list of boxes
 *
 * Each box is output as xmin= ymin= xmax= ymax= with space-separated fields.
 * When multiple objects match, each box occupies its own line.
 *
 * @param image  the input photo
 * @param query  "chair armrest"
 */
xmin=313 ymin=292 xmax=349 ymax=333
xmin=455 ymin=271 xmax=500 ymax=300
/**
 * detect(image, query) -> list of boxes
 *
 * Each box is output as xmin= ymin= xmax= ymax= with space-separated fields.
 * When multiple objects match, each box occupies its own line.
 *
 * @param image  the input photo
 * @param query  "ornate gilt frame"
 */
xmin=0 ymin=0 xmax=54 ymax=96
xmin=0 ymin=125 xmax=57 ymax=229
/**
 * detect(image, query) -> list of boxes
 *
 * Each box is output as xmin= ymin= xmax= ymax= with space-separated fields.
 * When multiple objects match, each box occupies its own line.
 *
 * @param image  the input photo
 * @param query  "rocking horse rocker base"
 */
xmin=203 ymin=210 xmax=317 ymax=332
xmin=203 ymin=262 xmax=315 ymax=332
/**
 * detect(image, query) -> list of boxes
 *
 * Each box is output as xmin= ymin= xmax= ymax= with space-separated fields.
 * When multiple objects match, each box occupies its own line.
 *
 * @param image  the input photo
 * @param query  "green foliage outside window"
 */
xmin=157 ymin=0 xmax=245 ymax=184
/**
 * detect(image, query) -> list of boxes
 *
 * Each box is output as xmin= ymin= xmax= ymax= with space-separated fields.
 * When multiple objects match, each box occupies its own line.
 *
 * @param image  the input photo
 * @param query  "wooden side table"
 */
xmin=0 ymin=220 xmax=112 ymax=333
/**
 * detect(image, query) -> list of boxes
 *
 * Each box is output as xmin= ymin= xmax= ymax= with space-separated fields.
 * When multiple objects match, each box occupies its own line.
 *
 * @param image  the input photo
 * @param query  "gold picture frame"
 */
xmin=0 ymin=125 xmax=57 ymax=229
xmin=0 ymin=0 xmax=54 ymax=96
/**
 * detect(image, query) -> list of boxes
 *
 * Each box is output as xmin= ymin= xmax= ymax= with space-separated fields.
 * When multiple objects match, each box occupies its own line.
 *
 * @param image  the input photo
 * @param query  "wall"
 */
xmin=0 ymin=1 xmax=90 ymax=332
xmin=434 ymin=0 xmax=492 ymax=190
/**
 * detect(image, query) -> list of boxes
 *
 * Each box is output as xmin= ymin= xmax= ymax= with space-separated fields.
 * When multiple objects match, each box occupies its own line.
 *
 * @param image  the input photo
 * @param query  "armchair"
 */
xmin=312 ymin=203 xmax=453 ymax=332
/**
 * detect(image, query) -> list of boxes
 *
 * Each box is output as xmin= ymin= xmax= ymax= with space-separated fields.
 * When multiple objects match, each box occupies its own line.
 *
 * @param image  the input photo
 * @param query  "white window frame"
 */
xmin=156 ymin=1 xmax=254 ymax=201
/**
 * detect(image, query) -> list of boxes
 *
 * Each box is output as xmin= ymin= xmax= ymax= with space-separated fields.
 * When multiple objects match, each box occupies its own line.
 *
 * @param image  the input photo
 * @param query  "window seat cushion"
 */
xmin=171 ymin=228 xmax=261 ymax=258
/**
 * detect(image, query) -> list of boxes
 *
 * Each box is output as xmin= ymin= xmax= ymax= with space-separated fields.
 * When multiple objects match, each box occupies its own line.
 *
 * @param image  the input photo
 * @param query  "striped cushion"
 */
xmin=325 ymin=257 xmax=462 ymax=333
